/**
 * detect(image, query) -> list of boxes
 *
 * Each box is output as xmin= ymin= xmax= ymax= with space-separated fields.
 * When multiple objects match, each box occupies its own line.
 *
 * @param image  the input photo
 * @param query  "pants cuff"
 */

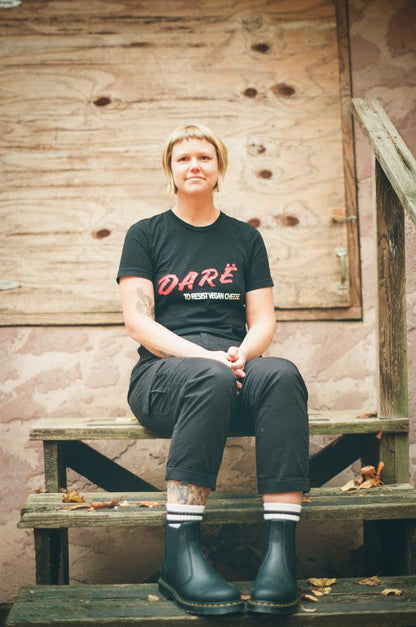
xmin=166 ymin=465 xmax=217 ymax=491
xmin=258 ymin=478 xmax=310 ymax=494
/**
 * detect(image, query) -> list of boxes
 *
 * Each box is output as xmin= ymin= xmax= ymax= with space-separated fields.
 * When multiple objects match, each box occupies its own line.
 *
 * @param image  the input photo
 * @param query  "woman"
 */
xmin=117 ymin=124 xmax=309 ymax=616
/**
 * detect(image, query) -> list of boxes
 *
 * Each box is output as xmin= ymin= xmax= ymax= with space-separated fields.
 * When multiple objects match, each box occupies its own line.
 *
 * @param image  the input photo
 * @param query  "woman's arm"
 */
xmin=119 ymin=276 xmax=241 ymax=370
xmin=228 ymin=287 xmax=276 ymax=370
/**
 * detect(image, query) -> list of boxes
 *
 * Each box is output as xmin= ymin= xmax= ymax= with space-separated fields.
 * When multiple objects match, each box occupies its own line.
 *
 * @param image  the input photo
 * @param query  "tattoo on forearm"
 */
xmin=167 ymin=480 xmax=210 ymax=505
xmin=156 ymin=348 xmax=176 ymax=359
xmin=135 ymin=286 xmax=155 ymax=318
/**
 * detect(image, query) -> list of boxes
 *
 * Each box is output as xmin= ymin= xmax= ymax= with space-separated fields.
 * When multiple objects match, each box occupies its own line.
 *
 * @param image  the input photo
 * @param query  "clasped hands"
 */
xmin=210 ymin=345 xmax=246 ymax=392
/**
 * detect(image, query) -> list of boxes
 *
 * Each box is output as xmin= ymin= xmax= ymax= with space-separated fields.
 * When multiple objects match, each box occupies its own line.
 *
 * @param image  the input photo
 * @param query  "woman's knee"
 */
xmin=251 ymin=357 xmax=301 ymax=379
xmin=190 ymin=358 xmax=236 ymax=390
xmin=274 ymin=358 xmax=308 ymax=404
xmin=247 ymin=357 xmax=308 ymax=404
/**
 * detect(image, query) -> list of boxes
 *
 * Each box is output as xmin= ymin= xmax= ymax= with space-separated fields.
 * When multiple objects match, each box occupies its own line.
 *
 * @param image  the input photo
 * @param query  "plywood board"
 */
xmin=0 ymin=0 xmax=360 ymax=324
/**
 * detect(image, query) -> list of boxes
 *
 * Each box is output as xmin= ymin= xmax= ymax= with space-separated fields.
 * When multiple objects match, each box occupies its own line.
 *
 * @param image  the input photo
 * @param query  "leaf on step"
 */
xmin=341 ymin=479 xmax=359 ymax=492
xmin=34 ymin=487 xmax=46 ymax=494
xmin=359 ymin=478 xmax=378 ymax=489
xmin=375 ymin=461 xmax=384 ymax=480
xmin=308 ymin=578 xmax=337 ymax=587
xmin=340 ymin=461 xmax=385 ymax=491
xmin=240 ymin=593 xmax=250 ymax=601
xmin=148 ymin=594 xmax=160 ymax=602
xmin=359 ymin=461 xmax=384 ymax=488
xmin=136 ymin=501 xmax=161 ymax=508
xmin=88 ymin=498 xmax=121 ymax=511
xmin=381 ymin=588 xmax=402 ymax=596
xmin=311 ymin=587 xmax=332 ymax=596
xmin=61 ymin=490 xmax=85 ymax=504
xmin=360 ymin=465 xmax=376 ymax=477
xmin=119 ymin=500 xmax=130 ymax=507
xmin=356 ymin=412 xmax=377 ymax=418
xmin=61 ymin=503 xmax=90 ymax=511
xmin=301 ymin=605 xmax=317 ymax=613
xmin=311 ymin=589 xmax=324 ymax=597
xmin=303 ymin=494 xmax=312 ymax=503
xmin=358 ymin=575 xmax=381 ymax=586
xmin=302 ymin=593 xmax=319 ymax=602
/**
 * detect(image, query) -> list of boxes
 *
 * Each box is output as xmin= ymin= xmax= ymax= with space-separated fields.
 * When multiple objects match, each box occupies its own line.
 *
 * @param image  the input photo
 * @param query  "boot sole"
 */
xmin=247 ymin=597 xmax=299 ymax=615
xmin=158 ymin=577 xmax=245 ymax=616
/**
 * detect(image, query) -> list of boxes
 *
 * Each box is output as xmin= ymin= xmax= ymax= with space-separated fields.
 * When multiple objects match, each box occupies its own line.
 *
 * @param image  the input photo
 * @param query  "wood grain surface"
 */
xmin=1 ymin=0 xmax=360 ymax=323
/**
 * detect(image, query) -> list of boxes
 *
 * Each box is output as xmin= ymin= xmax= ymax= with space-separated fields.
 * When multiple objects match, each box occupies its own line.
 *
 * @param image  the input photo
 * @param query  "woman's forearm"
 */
xmin=238 ymin=287 xmax=277 ymax=363
xmin=239 ymin=319 xmax=276 ymax=362
xmin=125 ymin=314 xmax=211 ymax=360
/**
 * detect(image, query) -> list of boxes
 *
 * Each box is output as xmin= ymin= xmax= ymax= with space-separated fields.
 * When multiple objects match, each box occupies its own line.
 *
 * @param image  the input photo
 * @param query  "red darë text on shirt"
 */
xmin=158 ymin=264 xmax=238 ymax=296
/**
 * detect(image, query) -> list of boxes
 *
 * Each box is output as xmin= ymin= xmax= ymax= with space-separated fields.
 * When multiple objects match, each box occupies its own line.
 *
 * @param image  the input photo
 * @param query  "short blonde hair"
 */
xmin=162 ymin=124 xmax=228 ymax=195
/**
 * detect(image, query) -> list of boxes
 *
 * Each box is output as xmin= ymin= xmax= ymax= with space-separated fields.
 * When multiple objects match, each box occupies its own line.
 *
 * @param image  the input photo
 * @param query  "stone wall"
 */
xmin=1 ymin=0 xmax=415 ymax=603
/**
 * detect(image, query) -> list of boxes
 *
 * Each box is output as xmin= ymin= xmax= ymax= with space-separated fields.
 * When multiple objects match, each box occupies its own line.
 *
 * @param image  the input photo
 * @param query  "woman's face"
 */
xmin=170 ymin=138 xmax=219 ymax=196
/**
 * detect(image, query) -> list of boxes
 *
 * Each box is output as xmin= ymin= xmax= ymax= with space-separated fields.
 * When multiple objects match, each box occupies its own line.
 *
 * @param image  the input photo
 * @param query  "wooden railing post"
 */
xmin=352 ymin=97 xmax=415 ymax=575
xmin=375 ymin=160 xmax=409 ymax=483
xmin=351 ymin=98 xmax=415 ymax=484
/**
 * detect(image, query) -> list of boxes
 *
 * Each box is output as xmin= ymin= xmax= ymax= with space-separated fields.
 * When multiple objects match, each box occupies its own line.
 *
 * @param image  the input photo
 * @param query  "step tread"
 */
xmin=18 ymin=484 xmax=416 ymax=528
xmin=29 ymin=411 xmax=409 ymax=440
xmin=7 ymin=576 xmax=416 ymax=626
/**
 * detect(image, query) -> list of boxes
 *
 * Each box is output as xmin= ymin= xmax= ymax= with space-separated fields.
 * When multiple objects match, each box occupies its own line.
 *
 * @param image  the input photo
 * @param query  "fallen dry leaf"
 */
xmin=88 ymin=498 xmax=121 ymax=511
xmin=61 ymin=503 xmax=90 ymax=511
xmin=310 ymin=586 xmax=332 ymax=597
xmin=361 ymin=461 xmax=384 ymax=483
xmin=301 ymin=606 xmax=317 ymax=613
xmin=311 ymin=589 xmax=324 ymax=597
xmin=61 ymin=490 xmax=85 ymax=504
xmin=240 ymin=593 xmax=250 ymax=601
xmin=340 ymin=462 xmax=384 ymax=491
xmin=119 ymin=500 xmax=130 ymax=508
xmin=147 ymin=594 xmax=160 ymax=602
xmin=360 ymin=465 xmax=376 ymax=477
xmin=34 ymin=487 xmax=46 ymax=494
xmin=341 ymin=479 xmax=358 ymax=492
xmin=308 ymin=578 xmax=337 ymax=587
xmin=356 ymin=412 xmax=377 ymax=419
xmin=302 ymin=593 xmax=319 ymax=602
xmin=381 ymin=588 xmax=402 ymax=596
xmin=358 ymin=576 xmax=381 ymax=587
xmin=137 ymin=501 xmax=160 ymax=508
xmin=360 ymin=478 xmax=378 ymax=489
xmin=376 ymin=461 xmax=384 ymax=479
xmin=303 ymin=494 xmax=312 ymax=503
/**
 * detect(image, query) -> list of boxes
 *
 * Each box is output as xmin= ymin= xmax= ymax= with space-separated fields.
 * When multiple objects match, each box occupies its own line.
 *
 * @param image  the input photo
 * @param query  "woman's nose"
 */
xmin=189 ymin=158 xmax=200 ymax=169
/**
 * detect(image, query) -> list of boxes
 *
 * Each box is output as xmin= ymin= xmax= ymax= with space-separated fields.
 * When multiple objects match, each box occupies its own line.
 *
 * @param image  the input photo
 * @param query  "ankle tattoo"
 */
xmin=167 ymin=481 xmax=210 ymax=505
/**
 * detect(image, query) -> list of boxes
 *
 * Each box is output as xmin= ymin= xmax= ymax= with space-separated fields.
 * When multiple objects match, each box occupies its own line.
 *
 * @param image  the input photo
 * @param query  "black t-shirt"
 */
xmin=117 ymin=209 xmax=273 ymax=351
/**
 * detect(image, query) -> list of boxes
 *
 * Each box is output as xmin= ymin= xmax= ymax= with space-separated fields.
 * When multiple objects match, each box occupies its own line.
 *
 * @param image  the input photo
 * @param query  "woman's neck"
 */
xmin=172 ymin=194 xmax=219 ymax=227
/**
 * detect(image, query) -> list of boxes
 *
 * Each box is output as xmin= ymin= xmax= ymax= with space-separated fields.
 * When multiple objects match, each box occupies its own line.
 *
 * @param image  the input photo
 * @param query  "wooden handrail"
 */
xmin=352 ymin=98 xmax=416 ymax=225
xmin=351 ymin=98 xmax=411 ymax=484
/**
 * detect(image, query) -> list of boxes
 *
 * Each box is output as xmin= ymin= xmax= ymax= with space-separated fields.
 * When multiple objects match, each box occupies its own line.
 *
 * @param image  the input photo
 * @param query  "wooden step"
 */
xmin=18 ymin=485 xmax=416 ymax=529
xmin=7 ymin=576 xmax=416 ymax=626
xmin=29 ymin=410 xmax=409 ymax=440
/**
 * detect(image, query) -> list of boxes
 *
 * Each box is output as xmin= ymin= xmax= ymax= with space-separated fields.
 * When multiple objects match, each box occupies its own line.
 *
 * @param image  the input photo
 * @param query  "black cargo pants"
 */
xmin=128 ymin=333 xmax=309 ymax=494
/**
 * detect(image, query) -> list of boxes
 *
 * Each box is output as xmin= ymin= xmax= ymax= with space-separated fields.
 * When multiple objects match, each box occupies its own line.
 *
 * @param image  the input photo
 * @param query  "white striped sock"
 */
xmin=166 ymin=502 xmax=205 ymax=527
xmin=263 ymin=502 xmax=301 ymax=523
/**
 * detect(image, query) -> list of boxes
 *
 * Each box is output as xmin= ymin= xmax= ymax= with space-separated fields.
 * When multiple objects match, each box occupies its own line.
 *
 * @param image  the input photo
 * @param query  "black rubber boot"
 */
xmin=247 ymin=520 xmax=299 ymax=615
xmin=158 ymin=521 xmax=244 ymax=615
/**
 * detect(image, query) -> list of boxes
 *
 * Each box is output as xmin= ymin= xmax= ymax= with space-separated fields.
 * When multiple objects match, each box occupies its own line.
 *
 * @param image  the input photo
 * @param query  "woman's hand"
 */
xmin=206 ymin=349 xmax=246 ymax=392
xmin=227 ymin=346 xmax=247 ymax=371
xmin=226 ymin=346 xmax=247 ymax=392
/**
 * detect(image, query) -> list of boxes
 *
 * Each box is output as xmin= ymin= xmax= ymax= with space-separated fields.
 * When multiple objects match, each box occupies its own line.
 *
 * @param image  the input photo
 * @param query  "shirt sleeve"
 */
xmin=116 ymin=221 xmax=153 ymax=283
xmin=245 ymin=229 xmax=274 ymax=292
